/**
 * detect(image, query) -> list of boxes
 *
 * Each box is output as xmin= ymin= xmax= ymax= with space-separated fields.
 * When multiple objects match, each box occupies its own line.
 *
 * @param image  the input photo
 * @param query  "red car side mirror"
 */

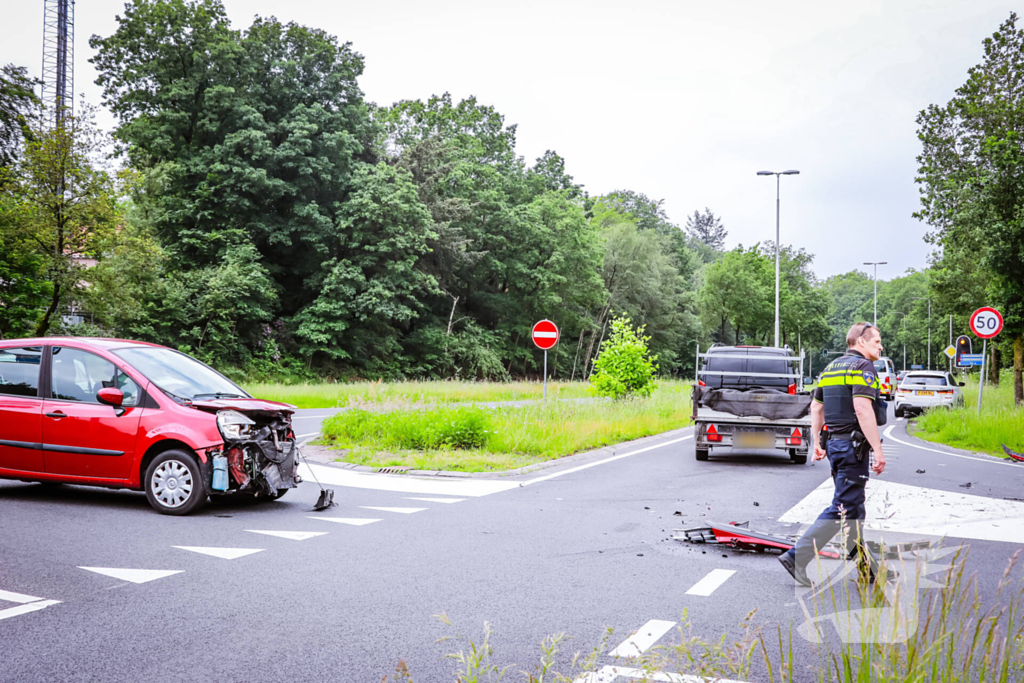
xmin=97 ymin=387 xmax=125 ymax=407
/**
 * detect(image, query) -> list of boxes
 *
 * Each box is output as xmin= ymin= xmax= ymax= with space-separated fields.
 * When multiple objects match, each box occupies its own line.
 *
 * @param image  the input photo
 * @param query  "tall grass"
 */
xmin=317 ymin=382 xmax=692 ymax=472
xmin=241 ymin=379 xmax=598 ymax=409
xmin=913 ymin=374 xmax=1023 ymax=457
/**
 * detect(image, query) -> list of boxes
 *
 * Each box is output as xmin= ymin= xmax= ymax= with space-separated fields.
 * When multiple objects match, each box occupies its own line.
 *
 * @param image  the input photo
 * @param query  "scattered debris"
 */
xmin=637 ymin=553 xmax=644 ymax=557
xmin=753 ymin=502 xmax=760 ymax=506
xmin=1003 ymin=444 xmax=1024 ymax=463
xmin=960 ymin=482 xmax=973 ymax=489
xmin=916 ymin=469 xmax=926 ymax=474
xmin=673 ymin=511 xmax=683 ymax=516
xmin=1005 ymin=497 xmax=1024 ymax=502
xmin=644 ymin=506 xmax=650 ymax=510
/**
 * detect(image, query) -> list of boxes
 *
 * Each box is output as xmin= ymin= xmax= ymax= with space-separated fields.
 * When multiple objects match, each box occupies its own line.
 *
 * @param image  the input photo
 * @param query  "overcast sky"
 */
xmin=3 ymin=0 xmax=1016 ymax=280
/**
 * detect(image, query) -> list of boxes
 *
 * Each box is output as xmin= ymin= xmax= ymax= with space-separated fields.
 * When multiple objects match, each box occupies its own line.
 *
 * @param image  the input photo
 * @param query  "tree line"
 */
xmin=1 ymin=1 xmax=1022 ymax=405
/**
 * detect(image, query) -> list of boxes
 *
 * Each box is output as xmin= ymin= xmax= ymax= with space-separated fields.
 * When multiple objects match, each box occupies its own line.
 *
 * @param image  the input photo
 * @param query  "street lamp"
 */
xmin=864 ymin=262 xmax=887 ymax=325
xmin=757 ymin=169 xmax=800 ymax=348
xmin=913 ymin=297 xmax=932 ymax=370
xmin=894 ymin=312 xmax=907 ymax=372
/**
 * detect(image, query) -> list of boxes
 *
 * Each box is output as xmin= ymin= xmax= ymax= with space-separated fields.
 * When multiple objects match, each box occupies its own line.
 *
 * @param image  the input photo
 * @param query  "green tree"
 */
xmin=916 ymin=12 xmax=1024 ymax=403
xmin=698 ymin=247 xmax=774 ymax=345
xmin=684 ymin=208 xmax=727 ymax=250
xmin=590 ymin=315 xmax=659 ymax=399
xmin=0 ymin=195 xmax=50 ymax=338
xmin=0 ymin=64 xmax=38 ymax=170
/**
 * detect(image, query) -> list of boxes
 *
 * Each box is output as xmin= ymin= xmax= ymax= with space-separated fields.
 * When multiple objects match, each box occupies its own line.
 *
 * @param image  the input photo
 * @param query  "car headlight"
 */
xmin=217 ymin=409 xmax=255 ymax=440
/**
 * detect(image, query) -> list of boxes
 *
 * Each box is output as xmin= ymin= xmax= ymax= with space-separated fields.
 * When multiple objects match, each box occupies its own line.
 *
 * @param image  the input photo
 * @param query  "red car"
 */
xmin=0 ymin=337 xmax=299 ymax=515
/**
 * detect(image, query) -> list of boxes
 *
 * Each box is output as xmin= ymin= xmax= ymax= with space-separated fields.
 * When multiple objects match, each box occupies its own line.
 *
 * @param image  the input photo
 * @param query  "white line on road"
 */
xmin=883 ymin=425 xmax=1018 ymax=468
xmin=405 ymin=497 xmax=465 ymax=504
xmin=359 ymin=506 xmax=427 ymax=514
xmin=575 ymin=664 xmax=749 ymax=683
xmin=0 ymin=589 xmax=44 ymax=604
xmin=79 ymin=567 xmax=184 ymax=584
xmin=608 ymin=619 xmax=676 ymax=658
xmin=245 ymin=530 xmax=328 ymax=541
xmin=307 ymin=517 xmax=381 ymax=526
xmin=0 ymin=600 xmax=61 ymax=622
xmin=173 ymin=546 xmax=264 ymax=560
xmin=296 ymin=432 xmax=320 ymax=438
xmin=685 ymin=569 xmax=736 ymax=597
xmin=298 ymin=463 xmax=519 ymax=497
xmin=523 ymin=434 xmax=693 ymax=486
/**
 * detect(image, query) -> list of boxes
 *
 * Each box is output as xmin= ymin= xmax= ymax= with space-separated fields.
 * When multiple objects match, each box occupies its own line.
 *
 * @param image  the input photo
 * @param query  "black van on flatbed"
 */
xmin=692 ymin=345 xmax=812 ymax=464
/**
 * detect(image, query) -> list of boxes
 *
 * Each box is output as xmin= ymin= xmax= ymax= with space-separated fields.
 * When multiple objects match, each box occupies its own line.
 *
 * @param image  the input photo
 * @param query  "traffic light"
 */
xmin=955 ymin=335 xmax=972 ymax=366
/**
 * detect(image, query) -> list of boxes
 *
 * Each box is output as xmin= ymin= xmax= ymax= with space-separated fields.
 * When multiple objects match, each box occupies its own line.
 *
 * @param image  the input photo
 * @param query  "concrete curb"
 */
xmin=299 ymin=426 xmax=694 ymax=479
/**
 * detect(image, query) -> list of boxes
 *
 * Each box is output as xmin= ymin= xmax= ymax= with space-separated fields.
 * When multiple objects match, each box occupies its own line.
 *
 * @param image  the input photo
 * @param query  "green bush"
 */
xmin=589 ymin=314 xmax=659 ymax=399
xmin=321 ymin=405 xmax=492 ymax=451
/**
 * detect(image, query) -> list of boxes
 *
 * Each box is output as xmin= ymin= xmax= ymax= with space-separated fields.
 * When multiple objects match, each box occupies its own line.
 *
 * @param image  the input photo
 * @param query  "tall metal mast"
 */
xmin=42 ymin=0 xmax=75 ymax=128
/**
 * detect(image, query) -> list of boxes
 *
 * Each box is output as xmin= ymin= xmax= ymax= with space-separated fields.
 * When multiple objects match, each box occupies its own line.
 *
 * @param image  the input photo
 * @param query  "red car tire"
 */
xmin=144 ymin=450 xmax=208 ymax=516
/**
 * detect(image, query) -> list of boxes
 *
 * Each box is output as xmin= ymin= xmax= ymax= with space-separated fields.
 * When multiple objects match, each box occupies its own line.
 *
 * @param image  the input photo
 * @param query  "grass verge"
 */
xmin=242 ymin=379 xmax=595 ymax=409
xmin=911 ymin=374 xmax=1023 ymax=457
xmin=316 ymin=381 xmax=692 ymax=472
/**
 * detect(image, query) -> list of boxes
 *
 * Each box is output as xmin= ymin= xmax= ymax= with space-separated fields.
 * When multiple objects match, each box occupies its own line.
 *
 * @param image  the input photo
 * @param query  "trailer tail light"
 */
xmin=706 ymin=424 xmax=722 ymax=442
xmin=787 ymin=383 xmax=796 ymax=395
xmin=785 ymin=428 xmax=802 ymax=446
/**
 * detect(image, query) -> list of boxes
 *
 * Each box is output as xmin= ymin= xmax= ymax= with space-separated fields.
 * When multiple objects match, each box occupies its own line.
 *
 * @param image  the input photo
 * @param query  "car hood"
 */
xmin=188 ymin=398 xmax=296 ymax=418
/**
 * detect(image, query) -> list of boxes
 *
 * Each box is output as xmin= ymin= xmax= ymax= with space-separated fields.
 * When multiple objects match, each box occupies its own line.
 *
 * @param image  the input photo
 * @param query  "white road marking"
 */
xmin=0 ymin=600 xmax=61 ymax=622
xmin=608 ymin=619 xmax=676 ymax=658
xmin=78 ymin=567 xmax=184 ymax=584
xmin=523 ymin=435 xmax=693 ymax=486
xmin=245 ymin=530 xmax=328 ymax=541
xmin=359 ymin=506 xmax=427 ymax=514
xmin=780 ymin=477 xmax=1024 ymax=544
xmin=298 ymin=462 xmax=519 ymax=497
xmin=575 ymin=664 xmax=749 ymax=682
xmin=685 ymin=569 xmax=736 ymax=597
xmin=405 ymin=497 xmax=465 ymax=504
xmin=172 ymin=546 xmax=264 ymax=560
xmin=296 ymin=432 xmax=320 ymax=438
xmin=0 ymin=589 xmax=44 ymax=604
xmin=897 ymin=417 xmax=905 ymax=422
xmin=307 ymin=517 xmax=381 ymax=526
xmin=883 ymin=425 xmax=1017 ymax=468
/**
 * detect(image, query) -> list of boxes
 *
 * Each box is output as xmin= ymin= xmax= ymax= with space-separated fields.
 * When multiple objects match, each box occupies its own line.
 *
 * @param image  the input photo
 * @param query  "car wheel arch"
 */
xmin=140 ymin=439 xmax=197 ymax=486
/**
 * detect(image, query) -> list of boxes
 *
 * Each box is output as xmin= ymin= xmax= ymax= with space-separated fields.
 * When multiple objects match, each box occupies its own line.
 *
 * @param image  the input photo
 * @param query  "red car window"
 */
xmin=0 ymin=347 xmax=43 ymax=397
xmin=51 ymin=347 xmax=140 ymax=406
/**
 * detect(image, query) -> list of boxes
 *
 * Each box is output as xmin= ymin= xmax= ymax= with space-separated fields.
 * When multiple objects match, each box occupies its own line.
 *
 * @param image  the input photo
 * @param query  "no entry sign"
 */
xmin=970 ymin=307 xmax=1003 ymax=339
xmin=532 ymin=319 xmax=559 ymax=350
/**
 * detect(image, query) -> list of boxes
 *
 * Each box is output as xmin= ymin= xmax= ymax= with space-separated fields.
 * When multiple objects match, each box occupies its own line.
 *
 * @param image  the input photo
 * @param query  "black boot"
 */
xmin=783 ymin=519 xmax=844 ymax=587
xmin=779 ymin=549 xmax=811 ymax=587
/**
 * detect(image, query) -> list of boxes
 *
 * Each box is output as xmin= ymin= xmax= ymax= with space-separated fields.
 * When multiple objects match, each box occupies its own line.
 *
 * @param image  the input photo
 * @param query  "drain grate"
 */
xmin=376 ymin=466 xmax=411 ymax=474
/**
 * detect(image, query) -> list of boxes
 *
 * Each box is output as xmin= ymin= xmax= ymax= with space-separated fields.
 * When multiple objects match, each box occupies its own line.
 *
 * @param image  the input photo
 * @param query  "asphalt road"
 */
xmin=2 ymin=403 xmax=1023 ymax=682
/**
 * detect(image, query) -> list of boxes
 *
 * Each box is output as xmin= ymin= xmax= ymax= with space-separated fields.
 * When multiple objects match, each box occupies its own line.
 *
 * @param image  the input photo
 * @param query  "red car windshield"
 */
xmin=112 ymin=346 xmax=249 ymax=401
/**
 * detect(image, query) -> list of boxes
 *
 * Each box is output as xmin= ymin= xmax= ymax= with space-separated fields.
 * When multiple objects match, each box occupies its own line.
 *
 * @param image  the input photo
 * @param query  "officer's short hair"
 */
xmin=846 ymin=322 xmax=878 ymax=348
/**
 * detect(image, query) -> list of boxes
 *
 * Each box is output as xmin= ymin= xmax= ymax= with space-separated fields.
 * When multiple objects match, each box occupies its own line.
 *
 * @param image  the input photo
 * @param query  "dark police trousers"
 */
xmin=790 ymin=437 xmax=870 ymax=570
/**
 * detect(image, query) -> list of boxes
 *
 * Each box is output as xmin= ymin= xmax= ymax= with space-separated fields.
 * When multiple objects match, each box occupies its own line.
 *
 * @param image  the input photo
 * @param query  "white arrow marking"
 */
xmin=0 ymin=589 xmax=45 ymax=604
xmin=78 ymin=567 xmax=184 ymax=584
xmin=359 ymin=506 xmax=427 ymax=514
xmin=405 ymin=497 xmax=465 ymax=504
xmin=608 ymin=619 xmax=677 ymax=658
xmin=0 ymin=600 xmax=62 ymax=621
xmin=172 ymin=546 xmax=264 ymax=560
xmin=307 ymin=517 xmax=381 ymax=526
xmin=245 ymin=530 xmax=328 ymax=541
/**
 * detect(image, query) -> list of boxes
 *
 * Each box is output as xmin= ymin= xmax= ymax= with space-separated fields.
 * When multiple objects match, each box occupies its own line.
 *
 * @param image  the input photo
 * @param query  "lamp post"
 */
xmin=757 ymin=169 xmax=800 ymax=348
xmin=894 ymin=312 xmax=907 ymax=372
xmin=864 ymin=262 xmax=887 ymax=325
xmin=913 ymin=297 xmax=932 ymax=370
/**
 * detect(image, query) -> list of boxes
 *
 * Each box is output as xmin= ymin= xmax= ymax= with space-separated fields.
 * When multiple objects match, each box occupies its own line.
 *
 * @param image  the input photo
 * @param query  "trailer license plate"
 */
xmin=916 ymin=391 xmax=934 ymax=396
xmin=736 ymin=432 xmax=774 ymax=449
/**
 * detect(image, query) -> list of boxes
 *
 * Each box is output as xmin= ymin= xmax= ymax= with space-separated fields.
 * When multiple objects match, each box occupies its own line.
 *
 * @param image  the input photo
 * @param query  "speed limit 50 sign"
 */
xmin=970 ymin=307 xmax=1003 ymax=339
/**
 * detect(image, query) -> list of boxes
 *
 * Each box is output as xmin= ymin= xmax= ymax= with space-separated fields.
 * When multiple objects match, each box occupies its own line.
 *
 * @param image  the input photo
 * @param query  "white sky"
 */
xmin=2 ymin=0 xmax=1015 ymax=280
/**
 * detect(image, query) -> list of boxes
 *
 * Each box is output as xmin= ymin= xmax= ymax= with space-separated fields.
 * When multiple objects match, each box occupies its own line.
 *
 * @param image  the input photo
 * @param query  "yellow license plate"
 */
xmin=916 ymin=391 xmax=934 ymax=396
xmin=736 ymin=432 xmax=775 ymax=449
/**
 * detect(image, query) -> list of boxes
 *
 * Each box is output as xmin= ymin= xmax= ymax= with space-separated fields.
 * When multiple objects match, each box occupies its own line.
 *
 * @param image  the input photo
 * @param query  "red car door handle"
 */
xmin=45 ymin=412 xmax=67 ymax=419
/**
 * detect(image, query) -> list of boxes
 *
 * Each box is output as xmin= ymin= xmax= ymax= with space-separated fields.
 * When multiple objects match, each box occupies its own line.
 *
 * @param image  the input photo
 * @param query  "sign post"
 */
xmin=969 ymin=307 xmax=1004 ymax=413
xmin=531 ymin=319 xmax=560 ymax=400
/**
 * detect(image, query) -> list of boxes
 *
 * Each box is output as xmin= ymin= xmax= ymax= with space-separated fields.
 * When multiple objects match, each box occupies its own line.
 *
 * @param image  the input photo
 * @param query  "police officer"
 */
xmin=779 ymin=322 xmax=887 ymax=586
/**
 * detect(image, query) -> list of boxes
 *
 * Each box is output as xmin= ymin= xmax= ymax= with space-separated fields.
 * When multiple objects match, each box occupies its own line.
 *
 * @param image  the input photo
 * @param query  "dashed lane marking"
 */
xmin=245 ymin=530 xmax=328 ymax=541
xmin=173 ymin=546 xmax=264 ymax=560
xmin=78 ymin=568 xmax=184 ymax=584
xmin=307 ymin=517 xmax=381 ymax=526
xmin=685 ymin=569 xmax=736 ymax=597
xmin=405 ymin=497 xmax=466 ymax=504
xmin=0 ymin=600 xmax=61 ymax=622
xmin=359 ymin=506 xmax=427 ymax=514
xmin=0 ymin=589 xmax=44 ymax=603
xmin=607 ymin=619 xmax=676 ymax=658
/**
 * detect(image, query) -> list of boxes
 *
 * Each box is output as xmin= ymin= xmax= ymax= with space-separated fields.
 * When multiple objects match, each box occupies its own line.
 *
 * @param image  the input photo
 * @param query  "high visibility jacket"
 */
xmin=811 ymin=349 xmax=884 ymax=434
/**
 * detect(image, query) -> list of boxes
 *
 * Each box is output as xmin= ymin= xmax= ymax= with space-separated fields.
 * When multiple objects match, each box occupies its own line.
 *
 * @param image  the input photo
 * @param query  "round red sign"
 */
xmin=532 ymin=319 xmax=559 ymax=350
xmin=970 ymin=307 xmax=1003 ymax=339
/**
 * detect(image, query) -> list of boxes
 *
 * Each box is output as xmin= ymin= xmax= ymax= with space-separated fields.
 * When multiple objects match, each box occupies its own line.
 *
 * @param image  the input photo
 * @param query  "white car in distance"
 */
xmin=894 ymin=370 xmax=965 ymax=418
